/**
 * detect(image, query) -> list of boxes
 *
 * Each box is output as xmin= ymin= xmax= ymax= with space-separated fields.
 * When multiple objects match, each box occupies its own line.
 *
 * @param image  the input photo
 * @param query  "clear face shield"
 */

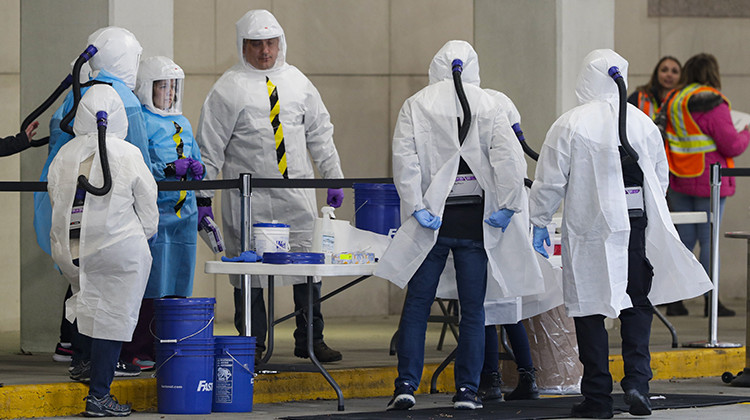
xmin=150 ymin=78 xmax=183 ymax=116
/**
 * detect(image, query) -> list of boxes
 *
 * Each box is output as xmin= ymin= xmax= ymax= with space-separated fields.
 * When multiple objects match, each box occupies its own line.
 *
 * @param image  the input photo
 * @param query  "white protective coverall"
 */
xmin=197 ymin=9 xmax=343 ymax=287
xmin=529 ymin=49 xmax=713 ymax=318
xmin=375 ymin=41 xmax=544 ymax=301
xmin=436 ymin=89 xmax=563 ymax=324
xmin=49 ymin=84 xmax=158 ymax=341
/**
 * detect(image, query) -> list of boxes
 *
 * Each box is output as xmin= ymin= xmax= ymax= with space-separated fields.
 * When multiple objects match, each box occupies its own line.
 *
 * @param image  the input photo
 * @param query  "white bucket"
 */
xmin=252 ymin=223 xmax=290 ymax=256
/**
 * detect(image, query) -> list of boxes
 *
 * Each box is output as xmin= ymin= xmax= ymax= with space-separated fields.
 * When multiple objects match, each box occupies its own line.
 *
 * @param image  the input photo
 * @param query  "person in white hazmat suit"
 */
xmin=196 ymin=9 xmax=345 ymax=363
xmin=433 ymin=88 xmax=556 ymax=403
xmin=528 ymin=49 xmax=713 ymax=418
xmin=48 ymin=84 xmax=158 ymax=417
xmin=375 ymin=40 xmax=544 ymax=411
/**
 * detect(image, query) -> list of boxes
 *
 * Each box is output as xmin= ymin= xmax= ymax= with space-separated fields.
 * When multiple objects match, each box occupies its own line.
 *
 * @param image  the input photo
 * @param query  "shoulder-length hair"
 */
xmin=637 ymin=56 xmax=682 ymax=93
xmin=679 ymin=53 xmax=721 ymax=90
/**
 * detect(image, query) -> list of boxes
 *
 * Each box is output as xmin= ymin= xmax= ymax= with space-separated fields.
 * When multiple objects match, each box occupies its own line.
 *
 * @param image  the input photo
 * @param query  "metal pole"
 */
xmin=240 ymin=173 xmax=252 ymax=336
xmin=709 ymin=163 xmax=721 ymax=346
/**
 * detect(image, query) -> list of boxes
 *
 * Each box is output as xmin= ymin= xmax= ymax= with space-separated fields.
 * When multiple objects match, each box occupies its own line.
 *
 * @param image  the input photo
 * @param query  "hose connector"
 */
xmin=608 ymin=66 xmax=623 ymax=81
xmin=452 ymin=59 xmax=463 ymax=73
xmin=96 ymin=111 xmax=108 ymax=128
xmin=81 ymin=45 xmax=98 ymax=62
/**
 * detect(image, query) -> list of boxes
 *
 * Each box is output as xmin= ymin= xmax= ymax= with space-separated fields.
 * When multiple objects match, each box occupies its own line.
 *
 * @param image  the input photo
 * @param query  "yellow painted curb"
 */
xmin=1 ymin=349 xmax=744 ymax=419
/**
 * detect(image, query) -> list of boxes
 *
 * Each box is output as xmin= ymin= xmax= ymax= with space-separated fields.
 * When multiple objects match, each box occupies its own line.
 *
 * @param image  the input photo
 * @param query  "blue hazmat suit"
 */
xmin=142 ymin=109 xmax=202 ymax=298
xmin=34 ymin=69 xmax=151 ymax=255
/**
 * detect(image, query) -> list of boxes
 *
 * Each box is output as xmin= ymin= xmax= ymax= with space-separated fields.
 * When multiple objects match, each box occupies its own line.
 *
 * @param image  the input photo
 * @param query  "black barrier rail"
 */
xmin=720 ymin=167 xmax=750 ymax=177
xmin=0 ymin=177 xmax=395 ymax=193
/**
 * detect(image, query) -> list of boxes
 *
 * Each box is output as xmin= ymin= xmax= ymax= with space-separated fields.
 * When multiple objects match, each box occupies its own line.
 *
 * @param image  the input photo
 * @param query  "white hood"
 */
xmin=235 ymin=9 xmax=287 ymax=71
xmin=428 ymin=40 xmax=480 ymax=86
xmin=135 ymin=56 xmax=185 ymax=116
xmin=575 ymin=49 xmax=628 ymax=105
xmin=87 ymin=26 xmax=143 ymax=90
xmin=73 ymin=84 xmax=128 ymax=139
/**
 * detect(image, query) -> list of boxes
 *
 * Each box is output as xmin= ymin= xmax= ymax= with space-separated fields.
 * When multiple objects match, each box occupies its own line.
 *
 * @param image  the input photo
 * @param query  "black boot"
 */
xmin=704 ymin=296 xmax=736 ymax=317
xmin=666 ymin=301 xmax=688 ymax=316
xmin=504 ymin=367 xmax=540 ymax=400
xmin=478 ymin=371 xmax=503 ymax=402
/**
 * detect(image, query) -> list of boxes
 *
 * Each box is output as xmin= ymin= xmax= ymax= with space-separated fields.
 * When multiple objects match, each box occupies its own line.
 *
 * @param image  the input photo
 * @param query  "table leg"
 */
xmin=262 ymin=275 xmax=275 ymax=364
xmin=306 ymin=275 xmax=345 ymax=410
xmin=731 ymin=239 xmax=750 ymax=386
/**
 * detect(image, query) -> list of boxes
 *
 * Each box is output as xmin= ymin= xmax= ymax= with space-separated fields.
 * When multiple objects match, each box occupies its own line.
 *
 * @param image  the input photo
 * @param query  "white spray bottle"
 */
xmin=321 ymin=206 xmax=336 ymax=263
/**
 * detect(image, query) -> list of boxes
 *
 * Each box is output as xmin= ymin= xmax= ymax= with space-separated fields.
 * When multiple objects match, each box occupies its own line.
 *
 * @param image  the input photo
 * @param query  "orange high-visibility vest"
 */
xmin=636 ymin=91 xmax=658 ymax=120
xmin=664 ymin=83 xmax=733 ymax=178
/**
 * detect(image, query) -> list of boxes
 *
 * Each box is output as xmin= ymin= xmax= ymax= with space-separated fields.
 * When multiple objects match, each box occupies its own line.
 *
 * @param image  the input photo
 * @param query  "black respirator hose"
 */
xmin=21 ymin=75 xmax=74 ymax=147
xmin=608 ymin=66 xmax=639 ymax=162
xmin=60 ymin=45 xmax=98 ymax=136
xmin=77 ymin=111 xmax=112 ymax=196
xmin=512 ymin=122 xmax=539 ymax=161
xmin=452 ymin=59 xmax=472 ymax=144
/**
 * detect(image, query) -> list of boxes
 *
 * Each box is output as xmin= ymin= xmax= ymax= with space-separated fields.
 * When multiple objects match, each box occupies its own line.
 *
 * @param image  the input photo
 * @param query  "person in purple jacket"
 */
xmin=663 ymin=53 xmax=750 ymax=317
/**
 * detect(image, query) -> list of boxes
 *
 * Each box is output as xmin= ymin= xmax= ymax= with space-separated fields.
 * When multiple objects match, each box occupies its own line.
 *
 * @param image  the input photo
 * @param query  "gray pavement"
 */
xmin=43 ymin=377 xmax=750 ymax=419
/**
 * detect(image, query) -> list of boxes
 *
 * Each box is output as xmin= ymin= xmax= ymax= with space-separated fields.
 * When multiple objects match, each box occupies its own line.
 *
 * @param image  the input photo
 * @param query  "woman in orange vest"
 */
xmin=663 ymin=53 xmax=749 ymax=317
xmin=627 ymin=56 xmax=681 ymax=119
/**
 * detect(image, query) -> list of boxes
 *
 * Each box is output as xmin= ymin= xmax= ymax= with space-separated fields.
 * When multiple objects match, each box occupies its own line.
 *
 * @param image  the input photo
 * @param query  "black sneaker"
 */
xmin=570 ymin=399 xmax=613 ymax=418
xmin=53 ymin=342 xmax=73 ymax=363
xmin=386 ymin=382 xmax=415 ymax=410
xmin=70 ymin=360 xmax=91 ymax=383
xmin=84 ymin=394 xmax=131 ymax=417
xmin=623 ymin=389 xmax=651 ymax=416
xmin=453 ymin=387 xmax=483 ymax=410
xmin=114 ymin=360 xmax=141 ymax=377
xmin=478 ymin=371 xmax=503 ymax=402
xmin=294 ymin=342 xmax=343 ymax=363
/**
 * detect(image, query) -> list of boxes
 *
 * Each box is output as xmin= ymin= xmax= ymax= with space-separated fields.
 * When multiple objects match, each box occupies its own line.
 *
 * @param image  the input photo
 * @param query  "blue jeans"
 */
xmin=395 ymin=236 xmax=487 ymax=393
xmin=483 ymin=322 xmax=533 ymax=374
xmin=667 ymin=189 xmax=725 ymax=274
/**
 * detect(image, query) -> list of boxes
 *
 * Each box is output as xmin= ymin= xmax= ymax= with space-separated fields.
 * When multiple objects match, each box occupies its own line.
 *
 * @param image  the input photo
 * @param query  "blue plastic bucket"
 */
xmin=155 ymin=338 xmax=215 ymax=414
xmin=353 ymin=183 xmax=401 ymax=236
xmin=153 ymin=298 xmax=215 ymax=343
xmin=212 ymin=336 xmax=256 ymax=412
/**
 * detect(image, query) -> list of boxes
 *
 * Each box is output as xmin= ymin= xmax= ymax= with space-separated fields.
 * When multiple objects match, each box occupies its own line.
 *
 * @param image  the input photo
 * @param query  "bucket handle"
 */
xmin=353 ymin=199 xmax=369 ymax=216
xmin=223 ymin=349 xmax=257 ymax=377
xmin=150 ymin=316 xmax=215 ymax=344
xmin=151 ymin=349 xmax=179 ymax=378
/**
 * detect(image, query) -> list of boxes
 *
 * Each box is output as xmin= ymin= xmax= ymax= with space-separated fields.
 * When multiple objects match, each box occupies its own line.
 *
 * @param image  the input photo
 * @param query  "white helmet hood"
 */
xmin=87 ymin=27 xmax=143 ymax=90
xmin=235 ymin=9 xmax=287 ymax=71
xmin=73 ymin=84 xmax=128 ymax=139
xmin=136 ymin=56 xmax=185 ymax=116
xmin=428 ymin=40 xmax=480 ymax=86
xmin=576 ymin=49 xmax=628 ymax=105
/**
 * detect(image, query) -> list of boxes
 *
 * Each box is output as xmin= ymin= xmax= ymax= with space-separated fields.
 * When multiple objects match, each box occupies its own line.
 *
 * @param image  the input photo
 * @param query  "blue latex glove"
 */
xmin=532 ymin=226 xmax=551 ymax=259
xmin=327 ymin=188 xmax=344 ymax=208
xmin=173 ymin=158 xmax=191 ymax=178
xmin=189 ymin=158 xmax=205 ymax=180
xmin=221 ymin=250 xmax=262 ymax=263
xmin=413 ymin=209 xmax=442 ymax=230
xmin=484 ymin=208 xmax=515 ymax=231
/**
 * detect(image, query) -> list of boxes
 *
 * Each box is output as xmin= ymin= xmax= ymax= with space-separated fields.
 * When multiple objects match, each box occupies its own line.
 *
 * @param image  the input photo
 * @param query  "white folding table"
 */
xmin=204 ymin=261 xmax=377 ymax=411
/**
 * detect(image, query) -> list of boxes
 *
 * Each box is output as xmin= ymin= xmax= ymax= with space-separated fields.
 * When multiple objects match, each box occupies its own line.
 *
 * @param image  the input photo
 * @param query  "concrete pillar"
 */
xmin=19 ymin=0 xmax=173 ymax=352
xmin=474 ymin=0 xmax=614 ymax=174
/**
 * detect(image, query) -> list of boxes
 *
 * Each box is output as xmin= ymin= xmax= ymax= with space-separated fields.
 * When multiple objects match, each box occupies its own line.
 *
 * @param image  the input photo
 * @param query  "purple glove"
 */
xmin=196 ymin=197 xmax=214 ymax=230
xmin=327 ymin=188 xmax=344 ymax=208
xmin=173 ymin=158 xmax=190 ymax=178
xmin=189 ymin=158 xmax=205 ymax=180
xmin=221 ymin=251 xmax=262 ymax=263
